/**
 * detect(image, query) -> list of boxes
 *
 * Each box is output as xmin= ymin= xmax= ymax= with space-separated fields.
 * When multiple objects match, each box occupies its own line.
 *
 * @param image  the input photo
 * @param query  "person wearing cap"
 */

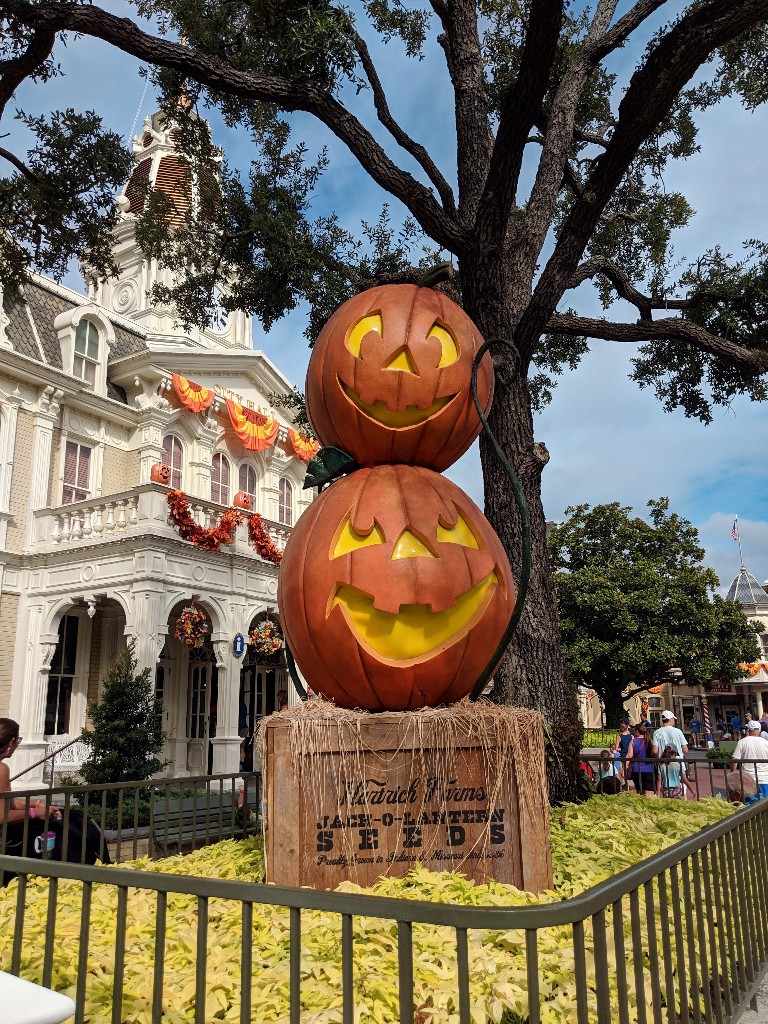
xmin=651 ymin=710 xmax=689 ymax=761
xmin=731 ymin=720 xmax=768 ymax=802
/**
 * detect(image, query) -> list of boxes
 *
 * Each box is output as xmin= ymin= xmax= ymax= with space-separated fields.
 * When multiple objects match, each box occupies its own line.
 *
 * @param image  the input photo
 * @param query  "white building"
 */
xmin=1 ymin=109 xmax=314 ymax=783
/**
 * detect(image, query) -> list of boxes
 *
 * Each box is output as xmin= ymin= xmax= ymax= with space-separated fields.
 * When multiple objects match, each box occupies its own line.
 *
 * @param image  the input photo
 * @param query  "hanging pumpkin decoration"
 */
xmin=233 ymin=491 xmax=251 ymax=510
xmin=305 ymin=283 xmax=494 ymax=471
xmin=277 ymin=464 xmax=515 ymax=711
xmin=151 ymin=463 xmax=171 ymax=484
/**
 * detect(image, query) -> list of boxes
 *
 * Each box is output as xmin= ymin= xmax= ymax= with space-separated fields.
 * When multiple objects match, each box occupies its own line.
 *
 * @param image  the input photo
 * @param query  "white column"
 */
xmin=12 ymin=604 xmax=57 ymax=783
xmin=0 ymin=390 xmax=21 ymax=551
xmin=209 ymin=635 xmax=241 ymax=774
xmin=137 ymin=411 xmax=167 ymax=485
xmin=127 ymin=583 xmax=166 ymax=674
xmin=25 ymin=388 xmax=63 ymax=549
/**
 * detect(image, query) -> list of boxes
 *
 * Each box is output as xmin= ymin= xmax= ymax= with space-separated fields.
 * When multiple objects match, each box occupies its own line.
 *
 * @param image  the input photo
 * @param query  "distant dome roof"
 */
xmin=726 ymin=567 xmax=768 ymax=608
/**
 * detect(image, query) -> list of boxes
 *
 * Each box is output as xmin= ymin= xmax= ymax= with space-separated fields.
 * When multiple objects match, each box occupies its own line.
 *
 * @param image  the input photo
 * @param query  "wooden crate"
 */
xmin=265 ymin=706 xmax=552 ymax=892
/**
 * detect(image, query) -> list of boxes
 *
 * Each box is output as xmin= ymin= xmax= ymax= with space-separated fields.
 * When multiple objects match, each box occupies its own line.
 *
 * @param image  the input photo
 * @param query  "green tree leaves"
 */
xmin=548 ymin=498 xmax=762 ymax=725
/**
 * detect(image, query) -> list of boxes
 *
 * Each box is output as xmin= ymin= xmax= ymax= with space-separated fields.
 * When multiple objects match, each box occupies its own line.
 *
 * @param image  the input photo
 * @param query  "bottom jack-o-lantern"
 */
xmin=277 ymin=464 xmax=515 ymax=711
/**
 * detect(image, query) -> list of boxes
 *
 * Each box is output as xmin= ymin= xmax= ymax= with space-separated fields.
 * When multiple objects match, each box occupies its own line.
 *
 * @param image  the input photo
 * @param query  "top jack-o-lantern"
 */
xmin=306 ymin=284 xmax=494 ymax=471
xmin=277 ymin=464 xmax=515 ymax=710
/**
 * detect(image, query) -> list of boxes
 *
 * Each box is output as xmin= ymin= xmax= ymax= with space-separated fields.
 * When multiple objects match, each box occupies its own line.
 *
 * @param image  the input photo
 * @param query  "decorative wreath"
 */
xmin=248 ymin=513 xmax=283 ymax=564
xmin=249 ymin=618 xmax=284 ymax=656
xmin=167 ymin=490 xmax=242 ymax=551
xmin=175 ymin=604 xmax=209 ymax=648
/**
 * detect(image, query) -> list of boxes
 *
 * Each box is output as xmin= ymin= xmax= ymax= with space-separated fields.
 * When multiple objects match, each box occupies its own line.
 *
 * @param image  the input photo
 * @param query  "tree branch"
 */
xmin=546 ymin=311 xmax=768 ymax=374
xmin=350 ymin=28 xmax=456 ymax=215
xmin=521 ymin=0 xmax=768 ymax=358
xmin=0 ymin=25 xmax=55 ymax=118
xmin=475 ymin=0 xmax=563 ymax=237
xmin=0 ymin=144 xmax=37 ymax=181
xmin=7 ymin=0 xmax=466 ymax=253
xmin=433 ymin=0 xmax=494 ymax=227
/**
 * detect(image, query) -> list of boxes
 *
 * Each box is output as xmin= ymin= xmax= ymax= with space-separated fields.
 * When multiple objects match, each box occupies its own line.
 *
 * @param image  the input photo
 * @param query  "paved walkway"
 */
xmin=744 ymin=976 xmax=768 ymax=1021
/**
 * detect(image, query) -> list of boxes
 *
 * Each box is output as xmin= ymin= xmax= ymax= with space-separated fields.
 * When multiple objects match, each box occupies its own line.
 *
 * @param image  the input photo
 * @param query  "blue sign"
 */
xmin=233 ymin=632 xmax=246 ymax=658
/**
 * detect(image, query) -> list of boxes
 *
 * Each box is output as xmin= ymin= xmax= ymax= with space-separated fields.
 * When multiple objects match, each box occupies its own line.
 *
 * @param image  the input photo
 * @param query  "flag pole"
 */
xmin=733 ymin=515 xmax=745 ymax=567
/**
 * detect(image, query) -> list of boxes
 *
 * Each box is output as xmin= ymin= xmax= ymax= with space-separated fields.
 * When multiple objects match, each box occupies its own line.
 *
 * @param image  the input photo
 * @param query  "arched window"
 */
xmin=278 ymin=478 xmax=293 ymax=526
xmin=73 ymin=319 xmax=100 ymax=386
xmin=239 ymin=463 xmax=258 ymax=505
xmin=211 ymin=452 xmax=231 ymax=505
xmin=162 ymin=434 xmax=184 ymax=490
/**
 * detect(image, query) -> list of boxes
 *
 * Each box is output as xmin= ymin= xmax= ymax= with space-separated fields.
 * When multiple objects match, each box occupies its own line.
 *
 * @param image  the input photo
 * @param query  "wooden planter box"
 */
xmin=264 ymin=706 xmax=552 ymax=892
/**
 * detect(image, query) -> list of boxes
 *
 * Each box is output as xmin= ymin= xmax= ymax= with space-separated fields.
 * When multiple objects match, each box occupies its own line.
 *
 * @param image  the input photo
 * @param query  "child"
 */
xmin=597 ymin=748 xmax=623 ymax=794
xmin=658 ymin=745 xmax=696 ymax=799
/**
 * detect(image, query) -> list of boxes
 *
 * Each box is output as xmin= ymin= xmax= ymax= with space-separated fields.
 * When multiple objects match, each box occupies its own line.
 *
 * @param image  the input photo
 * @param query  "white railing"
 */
xmin=51 ymin=495 xmax=140 ymax=543
xmin=32 ymin=484 xmax=291 ymax=558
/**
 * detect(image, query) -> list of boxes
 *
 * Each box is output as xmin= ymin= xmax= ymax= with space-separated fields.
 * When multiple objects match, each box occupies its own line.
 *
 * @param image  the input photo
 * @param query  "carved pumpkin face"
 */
xmin=151 ymin=463 xmax=171 ymax=484
xmin=306 ymin=284 xmax=494 ymax=471
xmin=277 ymin=465 xmax=515 ymax=710
xmin=233 ymin=491 xmax=252 ymax=510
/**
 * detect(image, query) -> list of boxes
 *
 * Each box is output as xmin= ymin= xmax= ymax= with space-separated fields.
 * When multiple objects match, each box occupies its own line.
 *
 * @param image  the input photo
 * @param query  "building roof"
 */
xmin=726 ymin=567 xmax=768 ymax=609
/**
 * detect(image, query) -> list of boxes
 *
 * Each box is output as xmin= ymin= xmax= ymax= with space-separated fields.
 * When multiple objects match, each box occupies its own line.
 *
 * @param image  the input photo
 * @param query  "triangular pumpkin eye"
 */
xmin=437 ymin=512 xmax=479 ymax=549
xmin=347 ymin=314 xmax=382 ymax=359
xmin=332 ymin=516 xmax=386 ymax=557
xmin=428 ymin=323 xmax=459 ymax=367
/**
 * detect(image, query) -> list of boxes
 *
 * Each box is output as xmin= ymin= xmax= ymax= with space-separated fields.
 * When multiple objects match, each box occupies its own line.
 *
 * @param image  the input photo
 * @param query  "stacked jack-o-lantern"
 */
xmin=277 ymin=283 xmax=516 ymax=711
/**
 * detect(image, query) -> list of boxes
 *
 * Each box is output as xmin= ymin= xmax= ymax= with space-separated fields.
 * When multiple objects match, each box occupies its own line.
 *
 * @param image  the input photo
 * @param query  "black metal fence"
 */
xmin=0 ymin=771 xmax=262 ymax=864
xmin=1 ymin=797 xmax=767 ymax=1023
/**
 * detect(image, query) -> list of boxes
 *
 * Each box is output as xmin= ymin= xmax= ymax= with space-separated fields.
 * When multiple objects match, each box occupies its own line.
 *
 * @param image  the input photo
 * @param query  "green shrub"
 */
xmin=707 ymin=742 xmax=735 ymax=767
xmin=582 ymin=728 xmax=617 ymax=749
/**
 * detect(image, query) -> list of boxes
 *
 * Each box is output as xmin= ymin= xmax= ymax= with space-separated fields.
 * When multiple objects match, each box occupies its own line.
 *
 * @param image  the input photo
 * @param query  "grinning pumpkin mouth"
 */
xmin=338 ymin=378 xmax=457 ymax=428
xmin=330 ymin=570 xmax=499 ymax=665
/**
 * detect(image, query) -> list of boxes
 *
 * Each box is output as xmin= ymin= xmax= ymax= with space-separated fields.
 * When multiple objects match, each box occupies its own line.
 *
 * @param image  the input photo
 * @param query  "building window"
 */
xmin=162 ymin=434 xmax=184 ymax=490
xmin=239 ymin=463 xmax=258 ymax=505
xmin=62 ymin=441 xmax=91 ymax=504
xmin=211 ymin=452 xmax=231 ymax=505
xmin=278 ymin=478 xmax=293 ymax=526
xmin=73 ymin=320 xmax=99 ymax=386
xmin=45 ymin=615 xmax=78 ymax=734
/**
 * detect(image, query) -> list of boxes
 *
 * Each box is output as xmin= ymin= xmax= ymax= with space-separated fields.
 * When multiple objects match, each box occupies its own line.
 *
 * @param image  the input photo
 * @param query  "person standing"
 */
xmin=651 ymin=710 xmax=689 ymax=759
xmin=628 ymin=724 xmax=656 ymax=798
xmin=731 ymin=720 xmax=768 ymax=803
xmin=688 ymin=714 xmax=701 ymax=749
xmin=658 ymin=745 xmax=697 ymax=799
xmin=731 ymin=713 xmax=743 ymax=739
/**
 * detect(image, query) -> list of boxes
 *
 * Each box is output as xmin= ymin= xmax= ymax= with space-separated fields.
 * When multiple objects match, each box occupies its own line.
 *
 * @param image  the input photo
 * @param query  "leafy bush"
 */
xmin=582 ymin=727 xmax=618 ymax=748
xmin=707 ymin=742 xmax=736 ymax=767
xmin=0 ymin=798 xmax=735 ymax=1023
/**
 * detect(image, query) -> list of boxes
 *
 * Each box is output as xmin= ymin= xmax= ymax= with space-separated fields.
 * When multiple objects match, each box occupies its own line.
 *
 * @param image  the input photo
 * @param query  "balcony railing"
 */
xmin=31 ymin=483 xmax=291 ymax=557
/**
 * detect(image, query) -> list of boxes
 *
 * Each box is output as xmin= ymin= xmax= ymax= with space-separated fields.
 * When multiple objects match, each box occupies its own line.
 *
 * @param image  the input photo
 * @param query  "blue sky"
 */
xmin=6 ymin=2 xmax=768 ymax=592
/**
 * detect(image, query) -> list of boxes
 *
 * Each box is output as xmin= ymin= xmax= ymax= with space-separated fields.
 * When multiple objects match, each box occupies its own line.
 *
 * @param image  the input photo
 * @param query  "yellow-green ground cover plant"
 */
xmin=0 ymin=796 xmax=735 ymax=1023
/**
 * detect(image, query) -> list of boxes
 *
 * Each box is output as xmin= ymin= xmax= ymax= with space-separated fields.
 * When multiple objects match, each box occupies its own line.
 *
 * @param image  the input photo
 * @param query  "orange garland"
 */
xmin=248 ymin=513 xmax=283 ymax=564
xmin=167 ymin=490 xmax=242 ymax=551
xmin=167 ymin=490 xmax=283 ymax=563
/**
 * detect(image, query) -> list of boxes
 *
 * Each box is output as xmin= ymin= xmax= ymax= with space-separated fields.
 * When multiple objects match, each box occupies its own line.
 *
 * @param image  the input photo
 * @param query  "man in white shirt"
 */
xmin=731 ymin=720 xmax=768 ymax=800
xmin=651 ymin=710 xmax=689 ymax=759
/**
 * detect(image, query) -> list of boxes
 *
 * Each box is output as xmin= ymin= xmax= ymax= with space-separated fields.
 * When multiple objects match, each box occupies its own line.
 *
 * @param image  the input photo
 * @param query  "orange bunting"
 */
xmin=739 ymin=662 xmax=768 ymax=676
xmin=226 ymin=399 xmax=278 ymax=451
xmin=172 ymin=373 xmax=214 ymax=413
xmin=288 ymin=429 xmax=320 ymax=462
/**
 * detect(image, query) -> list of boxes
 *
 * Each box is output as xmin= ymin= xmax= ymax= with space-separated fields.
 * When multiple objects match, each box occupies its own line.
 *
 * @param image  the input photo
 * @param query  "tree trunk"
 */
xmin=462 ymin=260 xmax=581 ymax=804
xmin=600 ymin=688 xmax=629 ymax=730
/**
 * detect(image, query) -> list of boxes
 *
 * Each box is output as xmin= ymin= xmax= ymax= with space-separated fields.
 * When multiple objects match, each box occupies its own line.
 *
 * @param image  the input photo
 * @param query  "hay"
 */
xmin=257 ymin=698 xmax=549 ymax=880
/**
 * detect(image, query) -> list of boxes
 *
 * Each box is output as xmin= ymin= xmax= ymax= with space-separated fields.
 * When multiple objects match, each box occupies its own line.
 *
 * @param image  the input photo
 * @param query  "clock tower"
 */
xmin=86 ymin=109 xmax=252 ymax=351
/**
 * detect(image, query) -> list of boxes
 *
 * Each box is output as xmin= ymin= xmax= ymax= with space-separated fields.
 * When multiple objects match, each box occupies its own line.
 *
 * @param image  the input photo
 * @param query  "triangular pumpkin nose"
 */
xmin=385 ymin=347 xmax=417 ymax=373
xmin=391 ymin=529 xmax=435 ymax=559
